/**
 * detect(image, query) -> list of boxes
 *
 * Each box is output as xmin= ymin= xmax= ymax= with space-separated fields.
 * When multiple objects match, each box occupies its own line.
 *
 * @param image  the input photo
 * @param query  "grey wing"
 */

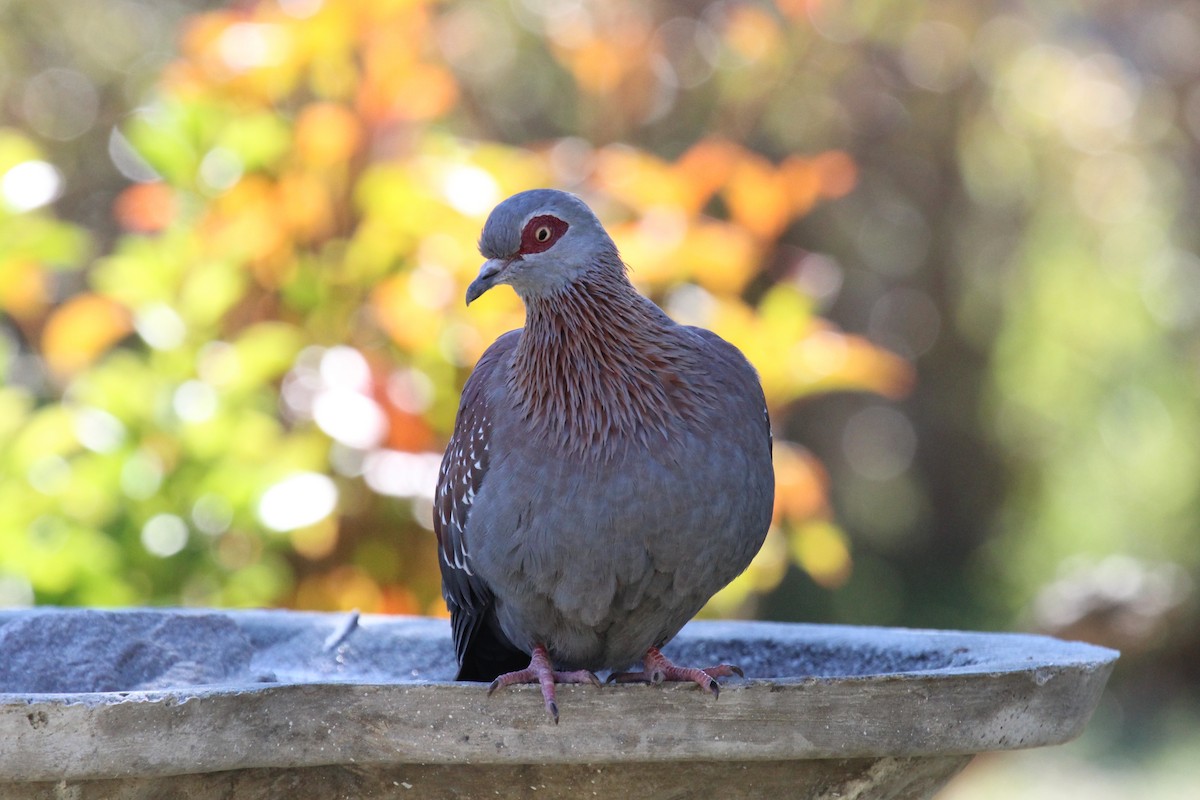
xmin=433 ymin=390 xmax=492 ymax=669
xmin=433 ymin=331 xmax=527 ymax=679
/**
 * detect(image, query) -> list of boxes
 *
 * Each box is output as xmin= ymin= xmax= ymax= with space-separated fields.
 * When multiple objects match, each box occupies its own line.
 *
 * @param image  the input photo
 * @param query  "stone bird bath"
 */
xmin=0 ymin=608 xmax=1116 ymax=799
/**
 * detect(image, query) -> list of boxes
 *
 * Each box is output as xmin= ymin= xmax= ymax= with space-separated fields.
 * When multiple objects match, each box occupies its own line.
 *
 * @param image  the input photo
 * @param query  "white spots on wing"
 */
xmin=432 ymin=408 xmax=493 ymax=579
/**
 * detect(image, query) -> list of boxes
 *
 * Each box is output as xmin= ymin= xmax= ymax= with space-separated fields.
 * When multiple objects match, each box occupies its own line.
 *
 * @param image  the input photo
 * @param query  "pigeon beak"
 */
xmin=466 ymin=258 xmax=510 ymax=305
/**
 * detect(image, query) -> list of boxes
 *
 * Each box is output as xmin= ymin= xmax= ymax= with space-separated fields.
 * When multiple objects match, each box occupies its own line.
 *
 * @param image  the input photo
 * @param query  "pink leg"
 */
xmin=487 ymin=643 xmax=600 ymax=723
xmin=607 ymin=647 xmax=744 ymax=698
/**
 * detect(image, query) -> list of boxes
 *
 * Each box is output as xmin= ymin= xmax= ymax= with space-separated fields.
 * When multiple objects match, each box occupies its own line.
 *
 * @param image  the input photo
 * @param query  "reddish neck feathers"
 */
xmin=509 ymin=269 xmax=709 ymax=455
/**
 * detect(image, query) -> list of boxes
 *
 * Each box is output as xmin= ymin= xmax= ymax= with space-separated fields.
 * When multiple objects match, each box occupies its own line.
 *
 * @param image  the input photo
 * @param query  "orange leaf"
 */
xmin=812 ymin=150 xmax=858 ymax=198
xmin=294 ymin=566 xmax=382 ymax=612
xmin=358 ymin=62 xmax=458 ymax=123
xmin=380 ymin=585 xmax=420 ymax=615
xmin=114 ymin=183 xmax=177 ymax=233
xmin=674 ymin=138 xmax=741 ymax=211
xmin=202 ymin=176 xmax=289 ymax=277
xmin=560 ymin=39 xmax=627 ymax=94
xmin=277 ymin=171 xmax=334 ymax=242
xmin=780 ymin=155 xmax=822 ymax=217
xmin=294 ymin=102 xmax=363 ymax=167
xmin=722 ymin=4 xmax=783 ymax=62
xmin=772 ymin=441 xmax=831 ymax=523
xmin=724 ymin=152 xmax=792 ymax=240
xmin=41 ymin=294 xmax=132 ymax=378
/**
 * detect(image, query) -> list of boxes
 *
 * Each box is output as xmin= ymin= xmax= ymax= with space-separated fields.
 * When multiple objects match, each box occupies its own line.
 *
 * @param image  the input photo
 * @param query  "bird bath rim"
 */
xmin=0 ymin=608 xmax=1117 ymax=784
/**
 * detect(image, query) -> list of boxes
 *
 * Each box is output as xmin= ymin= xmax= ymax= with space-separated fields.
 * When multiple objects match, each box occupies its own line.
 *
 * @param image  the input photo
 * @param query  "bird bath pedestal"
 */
xmin=0 ymin=609 xmax=1116 ymax=799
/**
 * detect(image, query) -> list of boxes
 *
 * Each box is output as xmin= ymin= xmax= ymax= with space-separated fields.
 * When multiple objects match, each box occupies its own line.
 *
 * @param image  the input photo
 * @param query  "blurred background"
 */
xmin=1 ymin=0 xmax=1197 ymax=795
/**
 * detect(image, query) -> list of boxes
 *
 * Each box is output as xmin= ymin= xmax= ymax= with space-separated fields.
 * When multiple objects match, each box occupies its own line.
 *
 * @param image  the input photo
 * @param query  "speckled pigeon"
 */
xmin=434 ymin=189 xmax=774 ymax=721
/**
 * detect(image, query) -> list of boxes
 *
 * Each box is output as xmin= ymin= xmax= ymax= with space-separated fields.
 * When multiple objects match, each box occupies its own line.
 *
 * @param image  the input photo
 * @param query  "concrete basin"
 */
xmin=0 ymin=608 xmax=1117 ymax=799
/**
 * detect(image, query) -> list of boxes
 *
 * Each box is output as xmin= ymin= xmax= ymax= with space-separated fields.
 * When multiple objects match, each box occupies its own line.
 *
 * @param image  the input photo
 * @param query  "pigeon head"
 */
xmin=467 ymin=189 xmax=621 ymax=305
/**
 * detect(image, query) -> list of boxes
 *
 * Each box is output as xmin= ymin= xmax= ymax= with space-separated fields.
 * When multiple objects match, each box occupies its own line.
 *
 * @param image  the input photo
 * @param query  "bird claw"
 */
xmin=606 ymin=648 xmax=743 ymax=698
xmin=486 ymin=645 xmax=599 ymax=723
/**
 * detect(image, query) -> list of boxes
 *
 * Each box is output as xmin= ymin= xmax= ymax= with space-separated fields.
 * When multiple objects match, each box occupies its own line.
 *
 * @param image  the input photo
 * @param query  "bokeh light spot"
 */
xmin=21 ymin=68 xmax=99 ymax=141
xmin=279 ymin=0 xmax=323 ymax=20
xmin=192 ymin=494 xmax=234 ymax=536
xmin=141 ymin=514 xmax=189 ymax=557
xmin=74 ymin=408 xmax=126 ymax=453
xmin=313 ymin=389 xmax=387 ymax=450
xmin=218 ymin=23 xmax=288 ymax=72
xmin=363 ymin=450 xmax=441 ymax=499
xmin=0 ymin=575 xmax=35 ymax=608
xmin=441 ymin=166 xmax=499 ymax=217
xmin=842 ymin=406 xmax=918 ymax=481
xmin=258 ymin=472 xmax=339 ymax=532
xmin=134 ymin=304 xmax=187 ymax=350
xmin=173 ymin=380 xmax=219 ymax=424
xmin=199 ymin=147 xmax=244 ymax=193
xmin=1 ymin=161 xmax=62 ymax=212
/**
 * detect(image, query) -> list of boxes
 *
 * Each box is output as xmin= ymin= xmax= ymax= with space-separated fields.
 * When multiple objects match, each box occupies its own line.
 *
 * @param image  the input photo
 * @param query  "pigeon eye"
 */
xmin=520 ymin=215 xmax=569 ymax=254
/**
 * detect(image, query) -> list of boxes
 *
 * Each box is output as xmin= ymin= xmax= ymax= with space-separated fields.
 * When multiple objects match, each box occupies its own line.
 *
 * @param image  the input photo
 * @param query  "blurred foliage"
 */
xmin=3 ymin=0 xmax=1200 ymax=739
xmin=6 ymin=0 xmax=1200 ymax=792
xmin=0 ymin=0 xmax=915 ymax=616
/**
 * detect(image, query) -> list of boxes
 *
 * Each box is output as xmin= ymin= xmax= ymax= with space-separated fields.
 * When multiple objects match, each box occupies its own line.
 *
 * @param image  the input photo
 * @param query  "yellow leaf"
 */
xmin=371 ymin=274 xmax=442 ymax=351
xmin=290 ymin=517 xmax=339 ymax=560
xmin=703 ymin=526 xmax=790 ymax=616
xmin=594 ymin=146 xmax=695 ymax=211
xmin=791 ymin=325 xmax=915 ymax=399
xmin=790 ymin=519 xmax=853 ymax=589
xmin=0 ymin=259 xmax=48 ymax=321
xmin=681 ymin=220 xmax=761 ymax=294
xmin=40 ymin=294 xmax=132 ymax=378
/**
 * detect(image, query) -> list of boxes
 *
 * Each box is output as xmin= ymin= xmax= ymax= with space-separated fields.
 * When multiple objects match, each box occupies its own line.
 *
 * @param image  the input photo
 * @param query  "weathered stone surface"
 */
xmin=1 ymin=756 xmax=976 ymax=800
xmin=0 ymin=610 xmax=254 ymax=693
xmin=0 ymin=609 xmax=1117 ymax=799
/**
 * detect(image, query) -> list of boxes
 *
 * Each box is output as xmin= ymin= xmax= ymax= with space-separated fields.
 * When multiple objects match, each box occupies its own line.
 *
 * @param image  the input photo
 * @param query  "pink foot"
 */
xmin=606 ymin=647 xmax=744 ymax=698
xmin=487 ymin=643 xmax=600 ymax=723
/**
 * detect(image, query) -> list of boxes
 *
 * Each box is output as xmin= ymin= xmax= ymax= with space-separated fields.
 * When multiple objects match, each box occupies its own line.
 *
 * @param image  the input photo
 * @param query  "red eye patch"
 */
xmin=519 ymin=215 xmax=569 ymax=254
